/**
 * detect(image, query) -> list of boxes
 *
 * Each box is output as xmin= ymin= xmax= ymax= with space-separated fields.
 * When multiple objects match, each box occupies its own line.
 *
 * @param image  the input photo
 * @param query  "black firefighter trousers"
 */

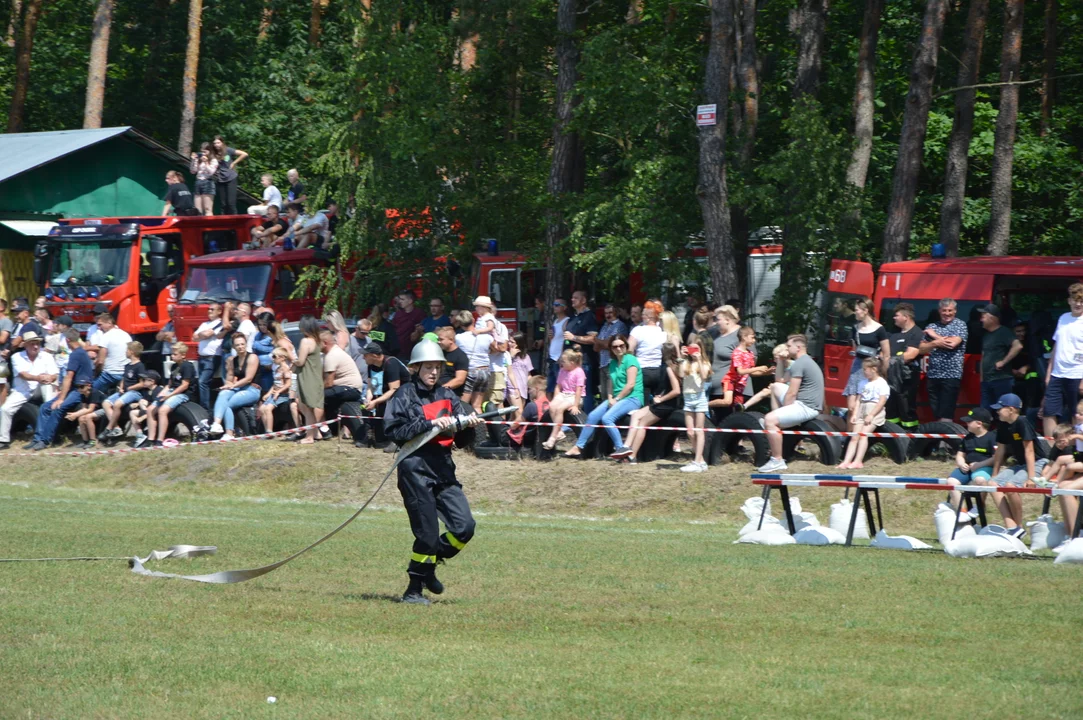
xmin=397 ymin=446 xmax=476 ymax=578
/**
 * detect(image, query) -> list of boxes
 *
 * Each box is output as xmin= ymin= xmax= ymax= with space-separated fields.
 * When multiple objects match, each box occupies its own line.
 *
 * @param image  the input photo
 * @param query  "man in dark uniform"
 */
xmin=384 ymin=339 xmax=482 ymax=605
xmin=886 ymin=302 xmax=923 ymax=429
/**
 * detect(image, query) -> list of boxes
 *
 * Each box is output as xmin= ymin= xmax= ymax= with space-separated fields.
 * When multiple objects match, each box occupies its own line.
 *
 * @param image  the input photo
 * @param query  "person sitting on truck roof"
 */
xmin=1043 ymin=283 xmax=1083 ymax=438
xmin=162 ymin=170 xmax=200 ymax=217
xmin=293 ymin=200 xmax=338 ymax=251
xmin=251 ymin=205 xmax=290 ymax=248
xmin=286 ymin=169 xmax=307 ymax=207
xmin=247 ymin=173 xmax=283 ymax=216
xmin=884 ymin=302 xmax=923 ymax=430
xmin=758 ymin=334 xmax=825 ymax=474
xmin=919 ymin=298 xmax=968 ymax=423
xmin=279 ymin=203 xmax=308 ymax=248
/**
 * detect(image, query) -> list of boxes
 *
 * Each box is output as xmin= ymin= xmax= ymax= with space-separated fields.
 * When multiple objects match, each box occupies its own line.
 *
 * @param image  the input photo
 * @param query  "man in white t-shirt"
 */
xmin=234 ymin=303 xmax=258 ymax=348
xmin=193 ymin=303 xmax=225 ymax=409
xmin=455 ymin=310 xmax=493 ymax=412
xmin=0 ymin=332 xmax=58 ymax=448
xmin=92 ymin=313 xmax=132 ymax=394
xmin=1043 ymin=283 xmax=1083 ymax=436
xmin=486 ymin=316 xmax=510 ymax=411
xmin=546 ymin=298 xmax=570 ymax=395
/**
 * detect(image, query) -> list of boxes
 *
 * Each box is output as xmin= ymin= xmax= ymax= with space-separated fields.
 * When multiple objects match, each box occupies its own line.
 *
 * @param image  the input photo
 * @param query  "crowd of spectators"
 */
xmin=5 ymin=281 xmax=1083 ymax=541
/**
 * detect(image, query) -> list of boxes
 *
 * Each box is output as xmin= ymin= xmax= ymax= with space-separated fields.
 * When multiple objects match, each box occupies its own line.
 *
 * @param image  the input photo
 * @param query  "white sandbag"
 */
xmin=869 ymin=529 xmax=933 ymax=551
xmin=828 ymin=498 xmax=869 ymax=540
xmin=1052 ymin=538 xmax=1083 ymax=564
xmin=734 ymin=526 xmax=796 ymax=545
xmin=738 ymin=516 xmax=779 ymax=538
xmin=944 ymin=532 xmax=1032 ymax=558
xmin=978 ymin=524 xmax=1008 ymax=536
xmin=740 ymin=496 xmax=772 ymax=522
xmin=793 ymin=526 xmax=846 ymax=546
xmin=933 ymin=502 xmax=977 ymax=546
xmin=1027 ymin=515 xmax=1068 ymax=551
xmin=791 ymin=511 xmax=820 ymax=533
xmin=788 ymin=496 xmax=803 ymax=515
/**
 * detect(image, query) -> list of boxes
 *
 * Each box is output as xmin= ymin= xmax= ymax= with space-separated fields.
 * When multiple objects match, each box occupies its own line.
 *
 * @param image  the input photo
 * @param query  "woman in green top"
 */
xmin=565 ymin=335 xmax=643 ymax=458
xmin=293 ymin=315 xmax=324 ymax=444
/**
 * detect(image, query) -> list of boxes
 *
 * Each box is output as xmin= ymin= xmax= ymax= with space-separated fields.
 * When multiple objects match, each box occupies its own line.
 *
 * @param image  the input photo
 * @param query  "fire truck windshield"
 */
xmin=179 ymin=264 xmax=271 ymax=304
xmin=49 ymin=238 xmax=132 ymax=286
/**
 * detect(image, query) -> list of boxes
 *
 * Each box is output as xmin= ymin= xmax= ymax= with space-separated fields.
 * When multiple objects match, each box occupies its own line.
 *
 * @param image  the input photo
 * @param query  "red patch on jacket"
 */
xmin=423 ymin=398 xmax=455 ymax=447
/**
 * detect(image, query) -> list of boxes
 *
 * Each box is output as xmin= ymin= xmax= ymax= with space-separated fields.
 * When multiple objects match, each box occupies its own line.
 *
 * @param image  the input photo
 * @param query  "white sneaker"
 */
xmin=757 ymin=458 xmax=787 ymax=473
xmin=209 ymin=422 xmax=224 ymax=435
xmin=680 ymin=462 xmax=704 ymax=473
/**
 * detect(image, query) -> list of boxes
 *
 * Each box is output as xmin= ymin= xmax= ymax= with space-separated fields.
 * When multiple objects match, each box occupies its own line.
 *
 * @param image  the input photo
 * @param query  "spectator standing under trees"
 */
xmin=546 ymin=299 xmax=570 ymax=396
xmin=292 ymin=317 xmax=324 ymax=445
xmin=412 ymin=298 xmax=450 ymax=344
xmin=563 ymin=291 xmax=599 ymax=413
xmin=919 ymin=298 xmax=968 ymax=422
xmin=211 ymin=136 xmax=247 ymax=215
xmin=193 ymin=303 xmax=224 ymax=410
xmin=979 ymin=304 xmax=1022 ymax=411
xmin=758 ymin=335 xmax=824 ymax=474
xmin=436 ymin=327 xmax=468 ymax=397
xmin=1043 ymin=283 xmax=1083 ymax=437
xmin=706 ymin=305 xmax=744 ymax=422
xmin=841 ymin=298 xmax=889 ymax=421
xmin=885 ymin=303 xmax=922 ymax=430
xmin=594 ymin=304 xmax=628 ymax=401
xmin=367 ymin=304 xmax=399 ymax=359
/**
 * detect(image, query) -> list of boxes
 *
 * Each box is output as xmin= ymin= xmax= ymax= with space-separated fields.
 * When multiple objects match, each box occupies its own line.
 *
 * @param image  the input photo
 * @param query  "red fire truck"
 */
xmin=822 ymin=255 xmax=1083 ymax=423
xmin=32 ymin=215 xmax=260 ymax=343
xmin=168 ymin=247 xmax=332 ymax=343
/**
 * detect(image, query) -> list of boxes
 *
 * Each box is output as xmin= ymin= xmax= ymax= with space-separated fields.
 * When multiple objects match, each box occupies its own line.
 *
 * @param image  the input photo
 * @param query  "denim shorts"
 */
xmin=106 ymin=390 xmax=143 ymax=406
xmin=195 ymin=179 xmax=216 ymax=196
xmin=683 ymin=390 xmax=708 ymax=413
xmin=151 ymin=394 xmax=189 ymax=411
xmin=948 ymin=467 xmax=992 ymax=485
xmin=263 ymin=395 xmax=292 ymax=407
xmin=992 ymin=459 xmax=1049 ymax=487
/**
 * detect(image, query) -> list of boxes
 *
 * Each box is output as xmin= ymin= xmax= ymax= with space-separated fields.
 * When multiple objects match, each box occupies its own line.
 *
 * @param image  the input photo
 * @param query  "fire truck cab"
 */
xmin=32 ymin=215 xmax=260 ymax=342
xmin=822 ymin=255 xmax=1083 ymax=423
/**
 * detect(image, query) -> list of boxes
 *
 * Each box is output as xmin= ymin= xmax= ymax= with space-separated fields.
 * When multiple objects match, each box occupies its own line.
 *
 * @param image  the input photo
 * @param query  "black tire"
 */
xmin=234 ymin=406 xmax=259 ymax=437
xmin=532 ymin=409 xmax=585 ymax=459
xmin=782 ymin=418 xmax=843 ymax=466
xmin=169 ymin=402 xmax=209 ymax=441
xmin=636 ymin=414 xmax=679 ymax=462
xmin=272 ymin=401 xmax=297 ymax=432
xmin=718 ymin=411 xmax=770 ymax=467
xmin=474 ymin=442 xmax=519 ymax=461
xmin=338 ymin=401 xmax=366 ymax=443
xmin=11 ymin=402 xmax=40 ymax=441
xmin=863 ymin=420 xmax=910 ymax=465
xmin=1035 ymin=436 xmax=1052 ymax=459
xmin=907 ymin=421 xmax=965 ymax=461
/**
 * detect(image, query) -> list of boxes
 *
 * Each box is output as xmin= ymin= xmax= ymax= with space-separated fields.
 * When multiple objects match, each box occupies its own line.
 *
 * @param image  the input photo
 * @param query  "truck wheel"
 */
xmin=169 ymin=402 xmax=209 ymax=441
xmin=718 ymin=411 xmax=770 ymax=467
xmin=863 ymin=421 xmax=910 ymax=465
xmin=907 ymin=421 xmax=965 ymax=460
xmin=12 ymin=402 xmax=40 ymax=442
xmin=782 ymin=418 xmax=842 ymax=466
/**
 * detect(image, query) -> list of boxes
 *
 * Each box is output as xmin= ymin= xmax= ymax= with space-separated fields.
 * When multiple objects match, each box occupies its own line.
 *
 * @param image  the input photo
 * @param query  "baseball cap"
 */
xmin=362 ymin=341 xmax=384 ymax=355
xmin=92 ymin=303 xmax=110 ymax=315
xmin=961 ymin=407 xmax=993 ymax=425
xmin=990 ymin=393 xmax=1023 ymax=410
xmin=11 ymin=300 xmax=29 ymax=312
xmin=979 ymin=303 xmax=1001 ymax=318
xmin=53 ymin=315 xmax=74 ymax=327
xmin=141 ymin=369 xmax=162 ymax=383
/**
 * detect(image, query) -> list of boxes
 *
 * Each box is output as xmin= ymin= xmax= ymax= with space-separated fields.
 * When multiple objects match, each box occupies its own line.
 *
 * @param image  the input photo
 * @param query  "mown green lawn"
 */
xmin=2 ymin=476 xmax=1081 ymax=719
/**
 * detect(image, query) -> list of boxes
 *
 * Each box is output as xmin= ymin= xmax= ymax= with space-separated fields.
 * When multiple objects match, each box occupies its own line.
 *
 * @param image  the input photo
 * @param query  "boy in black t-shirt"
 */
xmin=436 ymin=327 xmax=469 ymax=396
xmin=147 ymin=343 xmax=196 ymax=446
xmin=102 ymin=341 xmax=149 ymax=439
xmin=66 ymin=381 xmax=106 ymax=449
xmin=947 ymin=407 xmax=996 ymax=513
xmin=130 ymin=370 xmax=163 ymax=448
xmin=976 ymin=393 xmax=1047 ymax=537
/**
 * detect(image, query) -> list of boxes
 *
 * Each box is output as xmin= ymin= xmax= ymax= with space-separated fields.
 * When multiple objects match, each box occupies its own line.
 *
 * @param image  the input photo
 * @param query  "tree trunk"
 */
xmin=258 ymin=1 xmax=273 ymax=41
xmin=734 ymin=0 xmax=758 ymax=166
xmin=626 ymin=0 xmax=643 ymax=24
xmin=309 ymin=0 xmax=328 ymax=47
xmin=845 ymin=0 xmax=883 ymax=189
xmin=1040 ymin=0 xmax=1057 ymax=136
xmin=986 ymin=0 xmax=1024 ymax=256
xmin=880 ymin=0 xmax=948 ymax=264
xmin=177 ymin=0 xmax=203 ymax=157
xmin=5 ymin=0 xmax=21 ymax=48
xmin=697 ymin=0 xmax=739 ymax=304
xmin=938 ymin=0 xmax=989 ymax=257
xmin=83 ymin=0 xmax=113 ymax=129
xmin=793 ymin=0 xmax=828 ymax=98
xmin=6 ymin=0 xmax=44 ymax=133
xmin=542 ymin=0 xmax=580 ymax=378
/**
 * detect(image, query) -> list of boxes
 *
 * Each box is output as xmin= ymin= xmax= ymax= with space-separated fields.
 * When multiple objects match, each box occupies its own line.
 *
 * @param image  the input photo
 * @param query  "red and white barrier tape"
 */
xmin=336 ymin=414 xmax=963 ymax=440
xmin=2 ymin=418 xmax=341 ymax=458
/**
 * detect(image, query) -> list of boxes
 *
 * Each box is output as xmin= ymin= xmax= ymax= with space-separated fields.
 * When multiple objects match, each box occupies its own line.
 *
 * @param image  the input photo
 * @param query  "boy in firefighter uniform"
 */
xmin=384 ymin=339 xmax=482 ymax=605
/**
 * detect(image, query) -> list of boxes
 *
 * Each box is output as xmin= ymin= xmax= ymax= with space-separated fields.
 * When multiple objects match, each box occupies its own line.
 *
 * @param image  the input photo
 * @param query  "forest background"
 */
xmin=2 ymin=0 xmax=1081 ymax=339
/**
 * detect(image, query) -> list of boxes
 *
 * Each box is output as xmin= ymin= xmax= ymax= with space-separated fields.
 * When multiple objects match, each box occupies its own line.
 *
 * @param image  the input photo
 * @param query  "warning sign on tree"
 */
xmin=696 ymin=104 xmax=717 ymax=127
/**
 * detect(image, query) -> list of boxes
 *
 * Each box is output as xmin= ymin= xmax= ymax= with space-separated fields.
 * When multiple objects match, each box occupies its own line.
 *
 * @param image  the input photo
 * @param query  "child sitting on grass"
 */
xmin=837 ymin=357 xmax=890 ymax=470
xmin=945 ymin=407 xmax=996 ymax=516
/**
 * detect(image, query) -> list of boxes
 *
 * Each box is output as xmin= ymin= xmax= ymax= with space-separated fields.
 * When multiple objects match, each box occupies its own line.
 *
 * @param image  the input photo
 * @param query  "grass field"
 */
xmin=2 ymin=442 xmax=1082 ymax=719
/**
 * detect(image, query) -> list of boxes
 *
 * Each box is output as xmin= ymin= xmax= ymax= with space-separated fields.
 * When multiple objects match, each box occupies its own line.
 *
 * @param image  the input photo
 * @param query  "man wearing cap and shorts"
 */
xmin=974 ymin=393 xmax=1047 ymax=538
xmin=0 ymin=332 xmax=58 ymax=450
xmin=454 ymin=310 xmax=493 ymax=412
xmin=758 ymin=334 xmax=824 ymax=473
xmin=979 ymin=304 xmax=1021 ymax=410
xmin=1043 ymin=283 xmax=1083 ymax=437
xmin=473 ymin=296 xmax=509 ymax=412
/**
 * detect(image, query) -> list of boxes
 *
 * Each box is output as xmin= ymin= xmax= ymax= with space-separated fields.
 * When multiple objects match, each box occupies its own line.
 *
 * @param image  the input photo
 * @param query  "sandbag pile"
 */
xmin=793 ymin=527 xmax=846 ymax=545
xmin=1027 ymin=515 xmax=1068 ymax=552
xmin=933 ymin=502 xmax=977 ymax=547
xmin=868 ymin=529 xmax=932 ymax=551
xmin=943 ymin=526 xmax=1032 ymax=559
xmin=734 ymin=496 xmax=816 ymax=545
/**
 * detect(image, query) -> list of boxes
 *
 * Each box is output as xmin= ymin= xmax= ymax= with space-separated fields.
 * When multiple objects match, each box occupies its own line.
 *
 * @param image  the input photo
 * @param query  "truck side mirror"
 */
xmin=149 ymin=255 xmax=170 ymax=281
xmin=149 ymin=238 xmax=169 ymax=256
xmin=33 ymin=241 xmax=48 ymax=286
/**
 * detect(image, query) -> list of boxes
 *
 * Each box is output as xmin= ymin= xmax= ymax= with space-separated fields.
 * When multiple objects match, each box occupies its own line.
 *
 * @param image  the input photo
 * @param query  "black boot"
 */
xmin=425 ymin=571 xmax=444 ymax=595
xmin=401 ymin=572 xmax=430 ymax=605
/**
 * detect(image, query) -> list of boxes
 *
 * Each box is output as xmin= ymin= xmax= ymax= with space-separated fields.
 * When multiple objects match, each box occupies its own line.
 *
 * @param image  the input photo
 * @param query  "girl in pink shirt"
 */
xmin=543 ymin=349 xmax=584 ymax=450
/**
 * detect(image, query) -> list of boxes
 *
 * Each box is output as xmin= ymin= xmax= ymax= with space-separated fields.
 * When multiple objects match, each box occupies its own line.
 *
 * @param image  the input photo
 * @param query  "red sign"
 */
xmin=696 ymin=104 xmax=717 ymax=127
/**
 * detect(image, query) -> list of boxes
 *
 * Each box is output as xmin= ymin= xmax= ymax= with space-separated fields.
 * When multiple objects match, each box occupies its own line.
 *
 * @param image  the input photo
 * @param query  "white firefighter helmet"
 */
xmin=408 ymin=339 xmax=446 ymax=367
